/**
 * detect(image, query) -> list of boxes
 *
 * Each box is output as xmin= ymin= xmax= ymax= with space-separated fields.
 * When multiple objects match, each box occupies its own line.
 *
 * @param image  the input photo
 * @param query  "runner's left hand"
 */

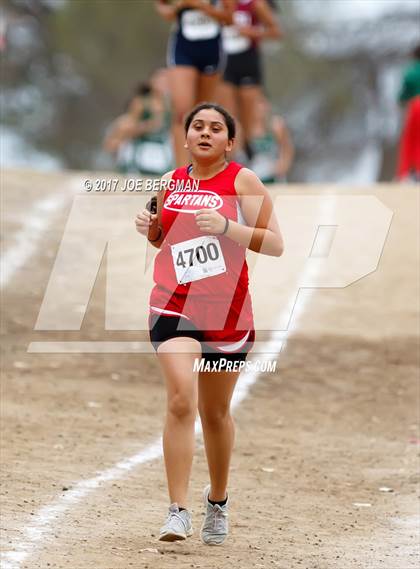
xmin=237 ymin=25 xmax=260 ymax=40
xmin=195 ymin=209 xmax=226 ymax=235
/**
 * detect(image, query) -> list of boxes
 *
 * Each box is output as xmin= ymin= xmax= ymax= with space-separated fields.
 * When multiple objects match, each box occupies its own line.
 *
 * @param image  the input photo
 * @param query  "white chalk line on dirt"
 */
xmin=0 ymin=177 xmax=83 ymax=289
xmin=1 ymin=198 xmax=335 ymax=569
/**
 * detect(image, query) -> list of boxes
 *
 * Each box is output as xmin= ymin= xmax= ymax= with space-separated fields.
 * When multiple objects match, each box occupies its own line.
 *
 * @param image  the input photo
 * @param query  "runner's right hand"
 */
xmin=135 ymin=209 xmax=158 ymax=237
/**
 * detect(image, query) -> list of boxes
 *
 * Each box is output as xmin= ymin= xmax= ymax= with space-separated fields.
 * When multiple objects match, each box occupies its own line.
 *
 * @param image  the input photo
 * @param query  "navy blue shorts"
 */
xmin=167 ymin=32 xmax=225 ymax=75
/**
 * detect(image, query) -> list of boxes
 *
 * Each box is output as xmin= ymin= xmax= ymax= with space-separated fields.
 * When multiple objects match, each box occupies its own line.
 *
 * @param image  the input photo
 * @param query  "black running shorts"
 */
xmin=149 ymin=313 xmax=251 ymax=365
xmin=223 ymin=46 xmax=262 ymax=87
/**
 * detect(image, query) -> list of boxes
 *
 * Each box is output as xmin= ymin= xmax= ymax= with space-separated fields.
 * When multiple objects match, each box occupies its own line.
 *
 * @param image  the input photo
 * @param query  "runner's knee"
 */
xmin=199 ymin=403 xmax=231 ymax=427
xmin=168 ymin=392 xmax=196 ymax=420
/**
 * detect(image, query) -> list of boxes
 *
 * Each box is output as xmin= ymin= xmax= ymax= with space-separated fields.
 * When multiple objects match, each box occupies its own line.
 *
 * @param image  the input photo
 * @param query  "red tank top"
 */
xmin=225 ymin=0 xmax=259 ymax=52
xmin=235 ymin=0 xmax=259 ymax=31
xmin=153 ymin=161 xmax=249 ymax=300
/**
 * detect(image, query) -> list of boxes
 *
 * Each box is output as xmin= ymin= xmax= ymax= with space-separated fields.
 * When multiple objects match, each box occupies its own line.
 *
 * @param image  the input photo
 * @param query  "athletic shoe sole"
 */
xmin=159 ymin=528 xmax=193 ymax=542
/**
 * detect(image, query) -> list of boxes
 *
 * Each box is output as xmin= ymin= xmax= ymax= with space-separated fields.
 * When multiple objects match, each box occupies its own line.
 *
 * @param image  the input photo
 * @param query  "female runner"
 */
xmin=135 ymin=103 xmax=284 ymax=545
xmin=217 ymin=0 xmax=281 ymax=157
xmin=155 ymin=0 xmax=234 ymax=166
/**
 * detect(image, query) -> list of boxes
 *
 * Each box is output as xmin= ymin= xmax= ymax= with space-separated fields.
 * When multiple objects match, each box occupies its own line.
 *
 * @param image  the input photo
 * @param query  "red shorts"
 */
xmin=149 ymin=285 xmax=255 ymax=356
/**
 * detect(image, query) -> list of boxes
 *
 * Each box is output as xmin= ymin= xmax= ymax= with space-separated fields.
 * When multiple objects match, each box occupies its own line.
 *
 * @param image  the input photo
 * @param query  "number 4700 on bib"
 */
xmin=171 ymin=235 xmax=227 ymax=285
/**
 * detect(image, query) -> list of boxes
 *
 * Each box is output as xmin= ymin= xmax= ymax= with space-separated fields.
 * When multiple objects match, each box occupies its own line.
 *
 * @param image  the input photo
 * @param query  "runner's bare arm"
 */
xmin=135 ymin=170 xmax=173 ymax=249
xmin=155 ymin=0 xmax=178 ymax=21
xmin=103 ymin=120 xmax=122 ymax=154
xmin=130 ymin=100 xmax=165 ymax=137
xmin=239 ymin=0 xmax=281 ymax=41
xmin=195 ymin=169 xmax=284 ymax=256
xmin=233 ymin=168 xmax=284 ymax=256
xmin=147 ymin=170 xmax=173 ymax=249
xmin=103 ymin=115 xmax=136 ymax=153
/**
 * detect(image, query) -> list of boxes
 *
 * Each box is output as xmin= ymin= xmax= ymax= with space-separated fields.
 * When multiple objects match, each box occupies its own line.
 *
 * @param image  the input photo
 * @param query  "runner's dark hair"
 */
xmin=184 ymin=103 xmax=236 ymax=140
xmin=123 ymin=81 xmax=151 ymax=111
xmin=134 ymin=81 xmax=152 ymax=97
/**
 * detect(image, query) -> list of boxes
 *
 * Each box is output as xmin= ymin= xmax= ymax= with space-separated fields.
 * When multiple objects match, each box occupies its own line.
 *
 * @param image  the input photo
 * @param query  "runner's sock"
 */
xmin=208 ymin=496 xmax=227 ymax=507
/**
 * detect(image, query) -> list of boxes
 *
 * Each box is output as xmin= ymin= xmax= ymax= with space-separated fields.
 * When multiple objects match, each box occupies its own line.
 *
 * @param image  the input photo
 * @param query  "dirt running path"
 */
xmin=1 ymin=170 xmax=419 ymax=569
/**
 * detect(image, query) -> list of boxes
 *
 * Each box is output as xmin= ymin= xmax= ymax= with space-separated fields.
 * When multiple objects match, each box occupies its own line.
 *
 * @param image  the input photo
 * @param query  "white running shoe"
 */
xmin=159 ymin=503 xmax=193 ymax=542
xmin=200 ymin=485 xmax=229 ymax=546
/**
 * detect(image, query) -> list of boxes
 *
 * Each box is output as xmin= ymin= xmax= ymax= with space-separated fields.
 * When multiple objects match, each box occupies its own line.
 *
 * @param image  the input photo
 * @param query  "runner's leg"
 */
xmin=216 ymin=82 xmax=247 ymax=158
xmin=238 ymin=84 xmax=261 ymax=144
xmin=197 ymin=72 xmax=222 ymax=104
xmin=168 ymin=66 xmax=198 ymax=166
xmin=157 ymin=336 xmax=202 ymax=507
xmin=216 ymin=81 xmax=238 ymax=121
xmin=198 ymin=369 xmax=240 ymax=501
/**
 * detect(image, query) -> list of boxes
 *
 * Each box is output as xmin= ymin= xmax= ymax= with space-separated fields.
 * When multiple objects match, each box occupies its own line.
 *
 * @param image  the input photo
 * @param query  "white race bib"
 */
xmin=135 ymin=141 xmax=172 ymax=174
xmin=222 ymin=11 xmax=251 ymax=54
xmin=171 ymin=235 xmax=226 ymax=285
xmin=222 ymin=26 xmax=251 ymax=54
xmin=181 ymin=10 xmax=219 ymax=41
